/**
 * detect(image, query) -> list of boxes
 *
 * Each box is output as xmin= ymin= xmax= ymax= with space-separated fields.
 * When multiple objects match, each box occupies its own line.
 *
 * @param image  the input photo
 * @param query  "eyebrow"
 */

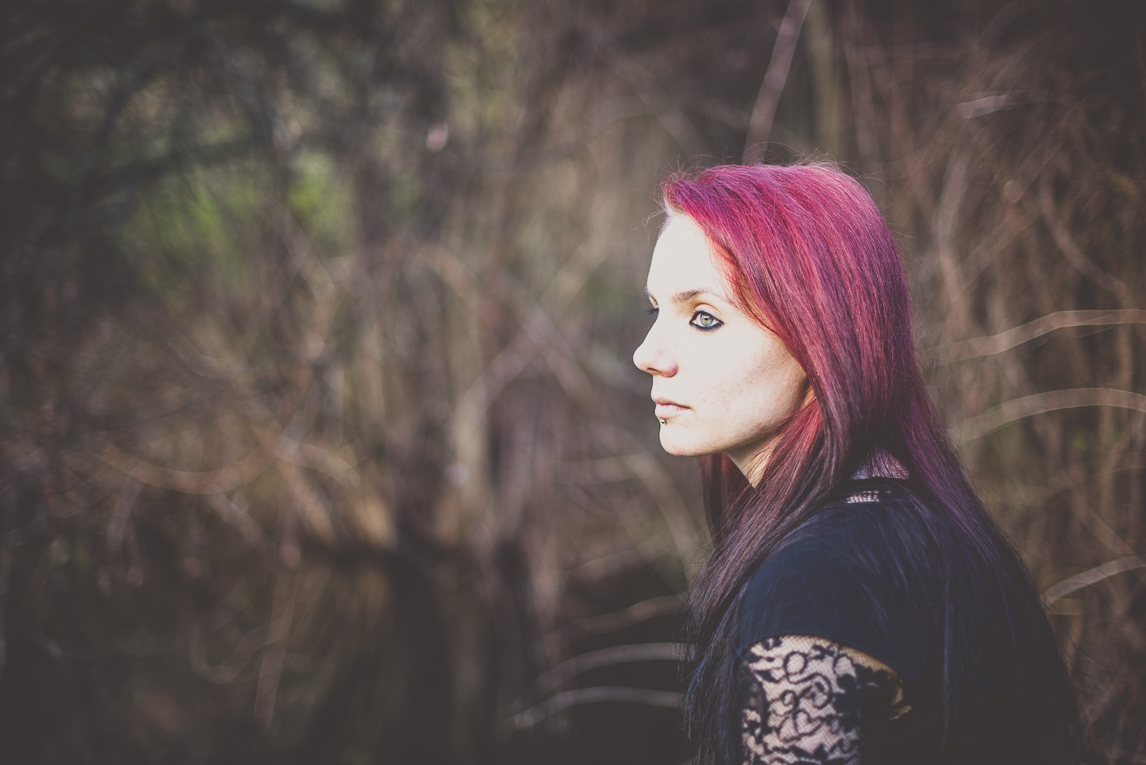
xmin=645 ymin=287 xmax=725 ymax=305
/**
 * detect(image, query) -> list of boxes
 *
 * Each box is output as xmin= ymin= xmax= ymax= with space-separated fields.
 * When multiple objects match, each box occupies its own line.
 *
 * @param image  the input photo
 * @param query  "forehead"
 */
xmin=647 ymin=216 xmax=729 ymax=296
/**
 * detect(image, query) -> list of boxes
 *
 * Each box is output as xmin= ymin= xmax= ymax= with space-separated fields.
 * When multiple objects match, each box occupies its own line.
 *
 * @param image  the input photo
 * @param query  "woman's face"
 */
xmin=632 ymin=214 xmax=810 ymax=483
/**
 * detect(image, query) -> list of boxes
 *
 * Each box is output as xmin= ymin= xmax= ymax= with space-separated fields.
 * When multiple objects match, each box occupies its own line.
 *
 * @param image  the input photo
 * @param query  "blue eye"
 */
xmin=690 ymin=310 xmax=722 ymax=331
xmin=646 ymin=306 xmax=659 ymax=318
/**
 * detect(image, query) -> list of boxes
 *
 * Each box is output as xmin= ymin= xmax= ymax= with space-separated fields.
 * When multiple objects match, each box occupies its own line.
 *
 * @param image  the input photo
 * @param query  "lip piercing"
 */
xmin=659 ymin=418 xmax=667 ymax=424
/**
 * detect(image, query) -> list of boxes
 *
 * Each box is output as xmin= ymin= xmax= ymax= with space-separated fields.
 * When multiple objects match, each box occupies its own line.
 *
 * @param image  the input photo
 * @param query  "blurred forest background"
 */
xmin=1 ymin=0 xmax=1144 ymax=762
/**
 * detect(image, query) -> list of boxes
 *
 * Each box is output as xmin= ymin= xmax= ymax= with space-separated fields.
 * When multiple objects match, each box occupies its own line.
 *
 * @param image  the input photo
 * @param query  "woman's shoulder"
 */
xmin=745 ymin=476 xmax=942 ymax=586
xmin=735 ymin=477 xmax=941 ymax=685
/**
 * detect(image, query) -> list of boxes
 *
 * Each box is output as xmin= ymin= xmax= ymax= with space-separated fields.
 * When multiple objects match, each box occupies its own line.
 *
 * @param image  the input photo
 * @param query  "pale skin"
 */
xmin=632 ymin=214 xmax=811 ymax=486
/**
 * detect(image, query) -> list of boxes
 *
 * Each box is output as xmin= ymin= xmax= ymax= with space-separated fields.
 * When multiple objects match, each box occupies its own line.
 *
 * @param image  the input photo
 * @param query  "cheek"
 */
xmin=682 ymin=375 xmax=745 ymax=440
xmin=682 ymin=348 xmax=758 ymax=424
xmin=724 ymin=347 xmax=807 ymax=424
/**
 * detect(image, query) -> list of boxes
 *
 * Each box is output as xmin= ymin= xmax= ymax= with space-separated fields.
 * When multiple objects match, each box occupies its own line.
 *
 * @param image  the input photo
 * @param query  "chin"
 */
xmin=659 ymin=432 xmax=712 ymax=458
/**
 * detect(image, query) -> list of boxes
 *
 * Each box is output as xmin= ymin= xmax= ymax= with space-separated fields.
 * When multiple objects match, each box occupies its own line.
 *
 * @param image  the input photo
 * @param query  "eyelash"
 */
xmin=690 ymin=310 xmax=722 ymax=331
xmin=645 ymin=306 xmax=722 ymax=331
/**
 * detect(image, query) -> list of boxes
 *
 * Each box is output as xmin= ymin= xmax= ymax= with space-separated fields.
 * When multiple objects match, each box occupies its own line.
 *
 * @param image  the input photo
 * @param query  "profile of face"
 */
xmin=632 ymin=214 xmax=810 ymax=484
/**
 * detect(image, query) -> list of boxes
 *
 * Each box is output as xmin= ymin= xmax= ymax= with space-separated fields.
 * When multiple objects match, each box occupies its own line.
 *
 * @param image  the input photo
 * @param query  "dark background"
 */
xmin=1 ymin=0 xmax=1143 ymax=762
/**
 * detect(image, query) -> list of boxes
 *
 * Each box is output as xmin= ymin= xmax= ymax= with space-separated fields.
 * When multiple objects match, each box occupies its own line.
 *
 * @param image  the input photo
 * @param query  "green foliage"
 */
xmin=131 ymin=169 xmax=261 ymax=296
xmin=290 ymin=152 xmax=355 ymax=252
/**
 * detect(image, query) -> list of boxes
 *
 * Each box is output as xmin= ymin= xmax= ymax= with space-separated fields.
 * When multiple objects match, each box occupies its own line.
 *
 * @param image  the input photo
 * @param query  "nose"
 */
xmin=633 ymin=322 xmax=677 ymax=377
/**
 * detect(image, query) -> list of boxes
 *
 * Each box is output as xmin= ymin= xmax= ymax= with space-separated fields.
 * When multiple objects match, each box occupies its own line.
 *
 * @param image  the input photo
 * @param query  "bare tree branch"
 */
xmin=608 ymin=51 xmax=708 ymax=158
xmin=530 ymin=641 xmax=684 ymax=697
xmin=744 ymin=0 xmax=813 ymax=162
xmin=958 ymin=388 xmax=1146 ymax=442
xmin=1044 ymin=555 xmax=1146 ymax=604
xmin=501 ymin=686 xmax=683 ymax=733
xmin=938 ymin=309 xmax=1146 ymax=363
xmin=560 ymin=594 xmax=683 ymax=638
xmin=1039 ymin=177 xmax=1133 ymax=305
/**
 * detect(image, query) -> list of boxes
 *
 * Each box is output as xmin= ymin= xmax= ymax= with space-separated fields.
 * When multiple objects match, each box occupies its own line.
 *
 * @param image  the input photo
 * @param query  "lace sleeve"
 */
xmin=738 ymin=635 xmax=907 ymax=765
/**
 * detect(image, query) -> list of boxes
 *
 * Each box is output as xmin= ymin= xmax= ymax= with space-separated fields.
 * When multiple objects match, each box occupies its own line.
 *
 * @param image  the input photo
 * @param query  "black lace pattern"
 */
xmin=739 ymin=635 xmax=906 ymax=765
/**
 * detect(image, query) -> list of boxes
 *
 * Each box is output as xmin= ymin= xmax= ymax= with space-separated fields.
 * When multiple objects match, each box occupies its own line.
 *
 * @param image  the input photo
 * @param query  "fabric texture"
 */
xmin=738 ymin=634 xmax=906 ymax=765
xmin=734 ymin=477 xmax=947 ymax=763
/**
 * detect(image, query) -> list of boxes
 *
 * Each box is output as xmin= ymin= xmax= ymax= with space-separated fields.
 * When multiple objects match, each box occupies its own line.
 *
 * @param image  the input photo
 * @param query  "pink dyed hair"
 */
xmin=663 ymin=164 xmax=1077 ymax=765
xmin=663 ymin=163 xmax=921 ymax=539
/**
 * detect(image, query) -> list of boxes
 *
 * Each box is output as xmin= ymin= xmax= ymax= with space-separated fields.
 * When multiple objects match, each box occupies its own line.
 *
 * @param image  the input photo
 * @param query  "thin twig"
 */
xmin=609 ymin=51 xmax=708 ymax=158
xmin=531 ymin=642 xmax=685 ymax=697
xmin=744 ymin=0 xmax=812 ymax=162
xmin=938 ymin=309 xmax=1146 ymax=363
xmin=560 ymin=594 xmax=684 ymax=638
xmin=106 ymin=476 xmax=142 ymax=558
xmin=254 ymin=566 xmax=295 ymax=730
xmin=1039 ymin=177 xmax=1133 ymax=305
xmin=206 ymin=492 xmax=274 ymax=557
xmin=501 ymin=686 xmax=683 ymax=733
xmin=1043 ymin=555 xmax=1146 ymax=604
xmin=958 ymin=388 xmax=1146 ymax=443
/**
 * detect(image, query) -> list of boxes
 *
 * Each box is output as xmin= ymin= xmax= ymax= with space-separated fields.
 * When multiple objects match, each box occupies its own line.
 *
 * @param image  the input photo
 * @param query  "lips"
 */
xmin=653 ymin=397 xmax=688 ymax=419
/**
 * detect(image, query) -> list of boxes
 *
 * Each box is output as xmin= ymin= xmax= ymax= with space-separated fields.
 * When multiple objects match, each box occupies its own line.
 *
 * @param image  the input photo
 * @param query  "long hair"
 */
xmin=663 ymin=164 xmax=1078 ymax=764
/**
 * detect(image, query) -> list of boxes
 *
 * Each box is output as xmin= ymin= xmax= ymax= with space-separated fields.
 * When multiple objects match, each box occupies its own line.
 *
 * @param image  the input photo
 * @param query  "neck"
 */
xmin=734 ymin=446 xmax=909 ymax=488
xmin=730 ymin=445 xmax=772 ymax=487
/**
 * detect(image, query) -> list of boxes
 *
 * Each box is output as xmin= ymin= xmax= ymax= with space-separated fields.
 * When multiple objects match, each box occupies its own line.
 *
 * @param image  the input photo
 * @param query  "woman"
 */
xmin=632 ymin=164 xmax=1079 ymax=765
